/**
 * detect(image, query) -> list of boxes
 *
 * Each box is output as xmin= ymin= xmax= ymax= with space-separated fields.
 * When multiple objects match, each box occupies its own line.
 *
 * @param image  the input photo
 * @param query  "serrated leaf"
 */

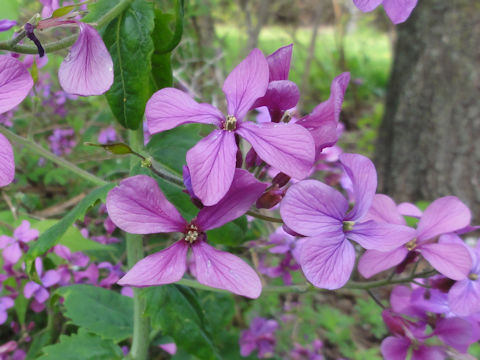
xmin=103 ymin=0 xmax=155 ymax=129
xmin=56 ymin=285 xmax=133 ymax=341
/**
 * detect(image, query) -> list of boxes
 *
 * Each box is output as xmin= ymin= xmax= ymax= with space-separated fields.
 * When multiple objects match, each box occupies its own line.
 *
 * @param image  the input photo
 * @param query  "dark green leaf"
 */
xmin=56 ymin=285 xmax=133 ymax=341
xmin=151 ymin=10 xmax=173 ymax=91
xmin=103 ymin=0 xmax=155 ymax=129
xmin=26 ymin=330 xmax=52 ymax=360
xmin=207 ymin=217 xmax=248 ymax=246
xmin=83 ymin=0 xmax=118 ymax=26
xmin=85 ymin=142 xmax=134 ymax=155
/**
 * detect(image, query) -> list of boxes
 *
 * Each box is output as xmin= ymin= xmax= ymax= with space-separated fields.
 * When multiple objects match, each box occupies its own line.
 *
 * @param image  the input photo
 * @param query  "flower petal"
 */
xmin=146 ymin=88 xmax=223 ymax=134
xmin=0 ymin=55 xmax=33 ymax=113
xmin=380 ymin=337 xmax=410 ymax=360
xmin=237 ymin=121 xmax=314 ymax=179
xmin=299 ymin=232 xmax=354 ymax=290
xmin=348 ymin=221 xmax=415 ymax=251
xmin=186 ymin=130 xmax=237 ymax=206
xmin=0 ymin=134 xmax=14 ymax=187
xmin=280 ymin=180 xmax=348 ymax=237
xmin=191 ymin=241 xmax=262 ymax=298
xmin=58 ymin=23 xmax=113 ymax=96
xmin=420 ymin=243 xmax=472 ymax=280
xmin=196 ymin=169 xmax=267 ymax=231
xmin=416 ymin=196 xmax=471 ymax=242
xmin=364 ymin=194 xmax=406 ymax=225
xmin=266 ymin=44 xmax=292 ymax=81
xmin=448 ymin=279 xmax=480 ymax=316
xmin=3 ymin=242 xmax=22 ymax=264
xmin=341 ymin=153 xmax=377 ymax=221
xmin=223 ymin=48 xmax=269 ymax=120
xmin=106 ymin=175 xmax=186 ymax=234
xmin=118 ymin=240 xmax=188 ymax=286
xmin=434 ymin=317 xmax=472 ymax=353
xmin=397 ymin=202 xmax=422 ymax=218
xmin=358 ymin=247 xmax=409 ymax=278
xmin=353 ymin=0 xmax=383 ymax=12
xmin=252 ymin=80 xmax=300 ymax=110
xmin=383 ymin=0 xmax=418 ymax=24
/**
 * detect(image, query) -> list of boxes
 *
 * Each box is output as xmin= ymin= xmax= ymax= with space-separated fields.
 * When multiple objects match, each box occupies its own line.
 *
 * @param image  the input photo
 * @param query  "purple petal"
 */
xmin=191 ymin=240 xmax=262 ymax=298
xmin=3 ymin=242 xmax=22 ymax=264
xmin=14 ymin=220 xmax=39 ymax=243
xmin=223 ymin=48 xmax=269 ymax=120
xmin=340 ymin=153 xmax=377 ymax=221
xmin=380 ymin=337 xmax=410 ymax=360
xmin=299 ymin=232 xmax=354 ymax=289
xmin=411 ymin=345 xmax=445 ymax=360
xmin=237 ymin=122 xmax=315 ymax=179
xmin=0 ymin=20 xmax=16 ymax=32
xmin=353 ymin=0 xmax=383 ymax=12
xmin=252 ymin=80 xmax=300 ymax=110
xmin=0 ymin=55 xmax=33 ymax=113
xmin=24 ymin=281 xmax=41 ymax=299
xmin=58 ymin=23 xmax=113 ymax=96
xmin=0 ymin=297 xmax=14 ymax=311
xmin=358 ymin=247 xmax=408 ymax=278
xmin=196 ymin=169 xmax=267 ymax=231
xmin=118 ymin=240 xmax=188 ymax=286
xmin=106 ymin=175 xmax=186 ymax=234
xmin=434 ymin=317 xmax=472 ymax=353
xmin=416 ymin=196 xmax=471 ymax=242
xmin=41 ymin=270 xmax=61 ymax=287
xmin=397 ymin=202 xmax=422 ymax=218
xmin=267 ymin=44 xmax=292 ymax=81
xmin=348 ymin=221 xmax=415 ymax=251
xmin=186 ymin=130 xmax=237 ymax=206
xmin=34 ymin=286 xmax=49 ymax=303
xmin=146 ymin=88 xmax=223 ymax=134
xmin=363 ymin=194 xmax=406 ymax=225
xmin=420 ymin=243 xmax=472 ymax=280
xmin=383 ymin=0 xmax=418 ymax=24
xmin=0 ymin=134 xmax=14 ymax=187
xmin=448 ymin=279 xmax=480 ymax=316
xmin=280 ymin=180 xmax=348 ymax=237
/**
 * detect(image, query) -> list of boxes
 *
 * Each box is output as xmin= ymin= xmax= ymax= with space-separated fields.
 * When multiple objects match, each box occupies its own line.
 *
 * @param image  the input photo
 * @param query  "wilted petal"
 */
xmin=0 ymin=134 xmax=14 ymax=187
xmin=449 ymin=279 xmax=480 ymax=316
xmin=252 ymin=80 xmax=300 ymax=110
xmin=191 ymin=240 xmax=262 ymax=298
xmin=223 ymin=48 xmax=269 ymax=120
xmin=358 ymin=247 xmax=409 ymax=278
xmin=58 ymin=23 xmax=113 ymax=96
xmin=397 ymin=202 xmax=422 ymax=218
xmin=0 ymin=55 xmax=33 ymax=113
xmin=280 ymin=180 xmax=348 ymax=237
xmin=364 ymin=194 xmax=405 ymax=225
xmin=416 ymin=196 xmax=471 ymax=242
xmin=420 ymin=243 xmax=472 ymax=280
xmin=348 ymin=221 xmax=415 ymax=251
xmin=107 ymin=175 xmax=186 ymax=234
xmin=383 ymin=0 xmax=418 ymax=24
xmin=237 ymin=121 xmax=314 ymax=180
xmin=380 ymin=336 xmax=410 ymax=360
xmin=267 ymin=44 xmax=292 ymax=81
xmin=118 ymin=240 xmax=188 ymax=286
xmin=353 ymin=0 xmax=383 ymax=12
xmin=196 ymin=169 xmax=267 ymax=231
xmin=341 ymin=153 xmax=377 ymax=221
xmin=434 ymin=317 xmax=472 ymax=353
xmin=146 ymin=88 xmax=223 ymax=134
xmin=299 ymin=232 xmax=354 ymax=290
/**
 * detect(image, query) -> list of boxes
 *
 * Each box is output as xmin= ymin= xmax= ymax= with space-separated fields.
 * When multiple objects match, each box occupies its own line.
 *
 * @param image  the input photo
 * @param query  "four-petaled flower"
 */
xmin=353 ymin=0 xmax=418 ymax=24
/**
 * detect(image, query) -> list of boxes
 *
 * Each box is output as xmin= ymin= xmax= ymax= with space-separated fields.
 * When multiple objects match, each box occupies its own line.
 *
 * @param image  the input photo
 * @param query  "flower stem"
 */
xmin=246 ymin=210 xmax=283 ymax=223
xmin=126 ymin=128 xmax=150 ymax=360
xmin=0 ymin=126 xmax=107 ymax=187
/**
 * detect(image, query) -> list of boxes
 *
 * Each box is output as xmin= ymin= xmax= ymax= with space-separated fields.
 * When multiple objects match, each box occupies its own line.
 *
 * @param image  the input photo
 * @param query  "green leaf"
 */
xmin=26 ymin=330 xmax=52 ymax=360
xmin=56 ymin=285 xmax=133 ymax=341
xmin=39 ymin=330 xmax=123 ymax=360
xmin=144 ymin=285 xmax=220 ymax=360
xmin=207 ymin=217 xmax=248 ymax=246
xmin=52 ymin=5 xmax=76 ymax=18
xmin=25 ymin=184 xmax=114 ymax=270
xmin=103 ymin=0 xmax=155 ymax=129
xmin=150 ymin=10 xmax=173 ymax=91
xmin=85 ymin=142 xmax=134 ymax=155
xmin=83 ymin=0 xmax=118 ymax=26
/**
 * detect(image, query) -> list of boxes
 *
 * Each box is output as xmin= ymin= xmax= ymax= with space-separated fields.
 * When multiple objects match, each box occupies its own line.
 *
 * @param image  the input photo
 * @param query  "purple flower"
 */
xmin=280 ymin=153 xmax=416 ymax=289
xmin=58 ymin=23 xmax=113 ymax=96
xmin=98 ymin=262 xmax=124 ymax=288
xmin=48 ymin=128 xmax=76 ymax=156
xmin=73 ymin=263 xmax=99 ymax=285
xmin=159 ymin=343 xmax=177 ymax=355
xmin=290 ymin=340 xmax=324 ymax=360
xmin=53 ymin=244 xmax=89 ymax=267
xmin=0 ymin=297 xmax=14 ymax=325
xmin=97 ymin=126 xmax=117 ymax=144
xmin=24 ymin=258 xmax=61 ymax=312
xmin=39 ymin=0 xmax=60 ymax=18
xmin=0 ymin=20 xmax=16 ymax=32
xmin=239 ymin=317 xmax=278 ymax=358
xmin=146 ymin=48 xmax=315 ymax=206
xmin=353 ymin=0 xmax=418 ymax=24
xmin=107 ymin=169 xmax=266 ymax=298
xmin=358 ymin=195 xmax=472 ymax=280
xmin=0 ymin=221 xmax=39 ymax=265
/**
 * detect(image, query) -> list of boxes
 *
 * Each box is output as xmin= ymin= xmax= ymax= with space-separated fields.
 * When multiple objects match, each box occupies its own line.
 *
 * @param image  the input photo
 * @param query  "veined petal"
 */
xmin=348 ymin=221 xmax=415 ymax=251
xmin=186 ymin=130 xmax=237 ymax=206
xmin=358 ymin=247 xmax=409 ymax=278
xmin=380 ymin=337 xmax=410 ymax=360
xmin=0 ymin=55 xmax=33 ymax=113
xmin=58 ymin=23 xmax=113 ymax=96
xmin=106 ymin=175 xmax=186 ymax=234
xmin=280 ymin=180 xmax=348 ymax=237
xmin=448 ymin=279 xmax=480 ymax=316
xmin=434 ymin=317 xmax=472 ymax=353
xmin=420 ymin=243 xmax=472 ymax=280
xmin=237 ymin=121 xmax=314 ymax=179
xmin=146 ymin=88 xmax=223 ymax=134
xmin=191 ymin=241 xmax=262 ymax=298
xmin=223 ymin=48 xmax=269 ymax=120
xmin=267 ymin=44 xmax=292 ymax=81
xmin=353 ymin=0 xmax=383 ymax=12
xmin=416 ymin=196 xmax=471 ymax=242
xmin=196 ymin=169 xmax=267 ymax=231
xmin=383 ymin=0 xmax=418 ymax=24
xmin=0 ymin=134 xmax=14 ymax=187
xmin=299 ymin=232 xmax=354 ymax=290
xmin=364 ymin=194 xmax=406 ymax=225
xmin=341 ymin=153 xmax=377 ymax=221
xmin=252 ymin=80 xmax=300 ymax=110
xmin=118 ymin=240 xmax=188 ymax=286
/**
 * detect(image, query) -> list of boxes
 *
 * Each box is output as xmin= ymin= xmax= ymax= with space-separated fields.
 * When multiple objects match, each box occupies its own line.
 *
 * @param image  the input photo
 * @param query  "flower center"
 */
xmin=343 ymin=221 xmax=355 ymax=232
xmin=184 ymin=225 xmax=199 ymax=244
xmin=469 ymin=273 xmax=478 ymax=281
xmin=405 ymin=238 xmax=417 ymax=251
xmin=224 ymin=115 xmax=237 ymax=131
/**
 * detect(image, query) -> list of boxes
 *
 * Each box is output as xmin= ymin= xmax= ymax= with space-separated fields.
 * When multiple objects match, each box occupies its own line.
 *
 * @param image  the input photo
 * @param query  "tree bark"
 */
xmin=375 ymin=0 xmax=480 ymax=215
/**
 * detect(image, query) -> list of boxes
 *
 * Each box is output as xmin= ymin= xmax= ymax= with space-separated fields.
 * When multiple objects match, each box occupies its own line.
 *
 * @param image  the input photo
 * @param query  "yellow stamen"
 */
xmin=225 ymin=115 xmax=237 ymax=131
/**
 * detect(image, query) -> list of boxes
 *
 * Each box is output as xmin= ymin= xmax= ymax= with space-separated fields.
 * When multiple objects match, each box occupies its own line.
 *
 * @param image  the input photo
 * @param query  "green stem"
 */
xmin=0 ymin=126 xmax=107 ymax=186
xmin=246 ymin=210 xmax=283 ymax=224
xmin=127 ymin=128 xmax=150 ymax=360
xmin=0 ymin=0 xmax=135 ymax=54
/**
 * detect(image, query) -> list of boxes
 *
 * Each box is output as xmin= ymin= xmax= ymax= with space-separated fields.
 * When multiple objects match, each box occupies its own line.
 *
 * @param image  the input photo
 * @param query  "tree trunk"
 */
xmin=375 ymin=0 xmax=480 ymax=216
